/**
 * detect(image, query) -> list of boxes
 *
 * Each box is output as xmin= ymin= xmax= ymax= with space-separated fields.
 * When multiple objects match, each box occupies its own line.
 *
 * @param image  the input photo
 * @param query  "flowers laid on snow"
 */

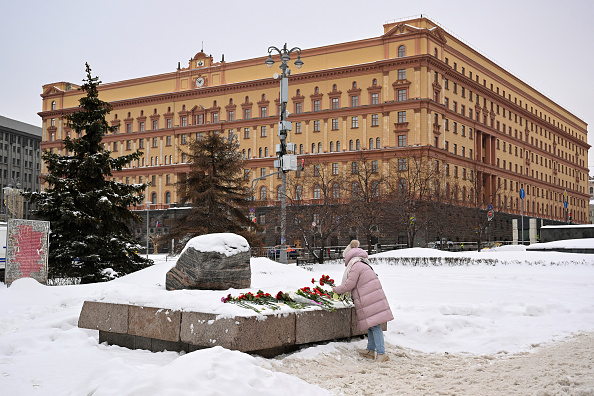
xmin=222 ymin=275 xmax=351 ymax=313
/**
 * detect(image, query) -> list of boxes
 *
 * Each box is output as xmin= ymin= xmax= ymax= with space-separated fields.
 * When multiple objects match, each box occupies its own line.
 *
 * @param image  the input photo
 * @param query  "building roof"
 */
xmin=0 ymin=115 xmax=42 ymax=137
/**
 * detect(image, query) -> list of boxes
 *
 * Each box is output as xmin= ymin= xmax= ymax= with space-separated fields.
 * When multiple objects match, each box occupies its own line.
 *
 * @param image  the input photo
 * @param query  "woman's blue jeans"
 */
xmin=367 ymin=324 xmax=385 ymax=354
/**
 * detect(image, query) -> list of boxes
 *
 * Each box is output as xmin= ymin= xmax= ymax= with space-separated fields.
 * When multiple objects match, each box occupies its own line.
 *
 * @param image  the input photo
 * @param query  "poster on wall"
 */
xmin=4 ymin=219 xmax=50 ymax=286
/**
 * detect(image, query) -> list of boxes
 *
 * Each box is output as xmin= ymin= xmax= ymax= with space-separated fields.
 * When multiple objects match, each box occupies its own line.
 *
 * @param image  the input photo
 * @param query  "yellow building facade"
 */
xmin=39 ymin=17 xmax=590 ymax=224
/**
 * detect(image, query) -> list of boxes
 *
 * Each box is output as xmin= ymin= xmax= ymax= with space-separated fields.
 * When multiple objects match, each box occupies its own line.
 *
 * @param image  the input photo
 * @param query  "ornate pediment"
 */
xmin=428 ymin=27 xmax=447 ymax=44
xmin=41 ymin=85 xmax=64 ymax=97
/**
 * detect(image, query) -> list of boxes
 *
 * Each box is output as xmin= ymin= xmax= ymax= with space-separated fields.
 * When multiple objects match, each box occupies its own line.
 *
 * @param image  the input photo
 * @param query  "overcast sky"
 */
xmin=1 ymin=0 xmax=592 ymax=174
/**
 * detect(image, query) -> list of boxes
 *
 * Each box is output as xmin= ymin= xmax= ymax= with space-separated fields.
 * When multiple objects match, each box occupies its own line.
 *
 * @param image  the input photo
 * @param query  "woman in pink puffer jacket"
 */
xmin=333 ymin=240 xmax=393 ymax=362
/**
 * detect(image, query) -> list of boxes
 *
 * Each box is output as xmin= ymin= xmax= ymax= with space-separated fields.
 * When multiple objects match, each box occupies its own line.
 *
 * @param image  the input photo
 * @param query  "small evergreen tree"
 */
xmin=165 ymin=132 xmax=259 ymax=252
xmin=24 ymin=63 xmax=152 ymax=283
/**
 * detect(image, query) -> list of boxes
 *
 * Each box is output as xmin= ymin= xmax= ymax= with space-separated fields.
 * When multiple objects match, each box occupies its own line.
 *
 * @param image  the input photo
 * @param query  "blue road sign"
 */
xmin=488 ymin=204 xmax=493 ymax=210
xmin=520 ymin=188 xmax=525 ymax=199
xmin=564 ymin=201 xmax=568 ymax=209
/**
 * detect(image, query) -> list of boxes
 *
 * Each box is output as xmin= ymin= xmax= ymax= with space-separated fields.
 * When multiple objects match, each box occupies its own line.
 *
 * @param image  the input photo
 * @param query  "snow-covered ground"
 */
xmin=1 ymin=246 xmax=594 ymax=395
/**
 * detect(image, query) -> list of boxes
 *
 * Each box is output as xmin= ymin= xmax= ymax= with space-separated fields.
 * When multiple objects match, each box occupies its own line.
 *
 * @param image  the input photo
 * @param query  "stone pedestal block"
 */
xmin=295 ymin=309 xmax=351 ymax=344
xmin=77 ymin=301 xmax=129 ymax=334
xmin=180 ymin=311 xmax=295 ymax=351
xmin=128 ymin=305 xmax=181 ymax=342
xmin=166 ymin=249 xmax=251 ymax=291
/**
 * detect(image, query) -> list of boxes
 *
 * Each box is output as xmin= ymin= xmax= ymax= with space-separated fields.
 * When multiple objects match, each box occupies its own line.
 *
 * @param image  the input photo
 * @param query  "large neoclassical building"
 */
xmin=39 ymin=17 xmax=590 ymax=233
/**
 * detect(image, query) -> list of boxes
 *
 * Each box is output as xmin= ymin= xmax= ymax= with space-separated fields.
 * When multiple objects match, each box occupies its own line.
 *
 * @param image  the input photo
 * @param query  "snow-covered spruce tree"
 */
xmin=164 ymin=132 xmax=260 ymax=253
xmin=23 ymin=63 xmax=152 ymax=283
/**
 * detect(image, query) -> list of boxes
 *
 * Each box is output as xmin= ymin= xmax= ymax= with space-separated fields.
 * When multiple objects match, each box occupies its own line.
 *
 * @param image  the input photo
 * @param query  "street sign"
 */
xmin=249 ymin=207 xmax=255 ymax=213
xmin=487 ymin=204 xmax=493 ymax=211
xmin=520 ymin=188 xmax=525 ymax=199
xmin=410 ymin=216 xmax=415 ymax=224
xmin=311 ymin=221 xmax=317 ymax=228
xmin=487 ymin=210 xmax=494 ymax=221
xmin=564 ymin=201 xmax=568 ymax=209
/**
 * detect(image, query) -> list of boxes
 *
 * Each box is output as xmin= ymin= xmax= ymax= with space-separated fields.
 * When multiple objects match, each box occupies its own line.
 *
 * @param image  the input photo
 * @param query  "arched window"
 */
xmin=295 ymin=185 xmax=303 ymax=200
xmin=332 ymin=84 xmax=337 ymax=91
xmin=372 ymin=78 xmax=377 ymax=86
xmin=51 ymin=101 xmax=56 ymax=110
xmin=318 ymin=142 xmax=322 ymax=153
xmin=356 ymin=139 xmax=361 ymax=150
xmin=314 ymin=86 xmax=319 ymax=93
xmin=398 ymin=45 xmax=406 ymax=58
xmin=151 ymin=192 xmax=157 ymax=204
xmin=265 ymin=147 xmax=269 ymax=157
xmin=332 ymin=183 xmax=340 ymax=199
xmin=229 ymin=98 xmax=233 ymax=104
xmin=154 ymin=108 xmax=157 ymax=114
xmin=213 ymin=100 xmax=217 ymax=106
xmin=352 ymin=81 xmax=357 ymax=88
xmin=248 ymin=148 xmax=251 ymax=158
xmin=351 ymin=182 xmax=361 ymax=197
xmin=262 ymin=94 xmax=266 ymax=100
xmin=312 ymin=143 xmax=316 ymax=153
xmin=349 ymin=140 xmax=354 ymax=151
xmin=260 ymin=186 xmax=267 ymax=200
xmin=462 ymin=187 xmax=467 ymax=202
xmin=242 ymin=149 xmax=246 ymax=159
xmin=336 ymin=141 xmax=341 ymax=151
xmin=434 ymin=48 xmax=438 ymax=57
xmin=376 ymin=137 xmax=381 ymax=149
xmin=296 ymin=89 xmax=301 ymax=95
xmin=330 ymin=141 xmax=334 ymax=152
xmin=369 ymin=138 xmax=373 ymax=150
xmin=259 ymin=147 xmax=262 ymax=158
xmin=313 ymin=184 xmax=321 ymax=199
xmin=165 ymin=192 xmax=171 ymax=204
xmin=299 ymin=144 xmax=304 ymax=154
xmin=245 ymin=96 xmax=249 ymax=103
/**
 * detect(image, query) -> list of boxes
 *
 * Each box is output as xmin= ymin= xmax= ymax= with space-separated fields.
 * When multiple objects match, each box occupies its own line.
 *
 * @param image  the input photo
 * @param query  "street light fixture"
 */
xmin=265 ymin=43 xmax=303 ymax=264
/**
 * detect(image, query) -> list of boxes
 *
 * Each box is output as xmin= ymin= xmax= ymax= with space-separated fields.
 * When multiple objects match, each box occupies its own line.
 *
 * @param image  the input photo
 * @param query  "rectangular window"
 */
xmin=140 ymin=122 xmax=145 ymax=132
xmin=113 ymin=141 xmax=118 ymax=151
xmin=139 ymin=139 xmax=144 ymax=149
xmin=180 ymin=134 xmax=187 ymax=145
xmin=126 ymin=123 xmax=132 ymax=133
xmin=197 ymin=114 xmax=203 ymax=125
xmin=398 ymin=69 xmax=406 ymax=80
xmin=228 ymin=111 xmax=234 ymax=121
xmin=332 ymin=163 xmax=338 ymax=175
xmin=397 ymin=89 xmax=407 ymax=101
xmin=260 ymin=168 xmax=266 ymax=177
xmin=295 ymin=122 xmax=302 ymax=134
xmin=331 ymin=118 xmax=339 ymax=130
xmin=398 ymin=111 xmax=406 ymax=123
xmin=398 ymin=135 xmax=407 ymax=147
xmin=398 ymin=158 xmax=407 ymax=170
xmin=351 ymin=116 xmax=359 ymax=128
xmin=244 ymin=169 xmax=250 ymax=181
xmin=331 ymin=97 xmax=339 ymax=109
xmin=212 ymin=112 xmax=219 ymax=123
xmin=313 ymin=100 xmax=320 ymax=111
xmin=313 ymin=120 xmax=320 ymax=132
xmin=351 ymin=96 xmax=359 ymax=107
xmin=244 ymin=109 xmax=251 ymax=119
xmin=295 ymin=102 xmax=302 ymax=114
xmin=126 ymin=140 xmax=132 ymax=150
xmin=371 ymin=93 xmax=379 ymax=105
xmin=371 ymin=114 xmax=379 ymax=126
xmin=351 ymin=162 xmax=359 ymax=174
xmin=372 ymin=160 xmax=378 ymax=173
xmin=152 ymin=120 xmax=158 ymax=130
xmin=181 ymin=117 xmax=187 ymax=127
xmin=261 ymin=126 xmax=267 ymax=137
xmin=260 ymin=107 xmax=267 ymax=118
xmin=313 ymin=164 xmax=320 ymax=176
xmin=244 ymin=128 xmax=250 ymax=139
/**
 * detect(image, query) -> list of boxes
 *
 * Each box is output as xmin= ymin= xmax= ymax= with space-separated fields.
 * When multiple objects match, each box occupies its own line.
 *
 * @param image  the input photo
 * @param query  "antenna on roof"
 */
xmin=201 ymin=41 xmax=204 ymax=52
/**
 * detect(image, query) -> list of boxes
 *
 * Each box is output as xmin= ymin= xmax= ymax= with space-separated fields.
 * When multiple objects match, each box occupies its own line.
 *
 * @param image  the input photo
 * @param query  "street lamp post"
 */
xmin=146 ymin=202 xmax=151 ymax=259
xmin=265 ymin=44 xmax=303 ymax=264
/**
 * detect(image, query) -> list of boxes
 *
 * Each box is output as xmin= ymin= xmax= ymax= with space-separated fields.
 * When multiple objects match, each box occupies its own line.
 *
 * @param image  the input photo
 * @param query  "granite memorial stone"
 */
xmin=166 ymin=233 xmax=251 ymax=290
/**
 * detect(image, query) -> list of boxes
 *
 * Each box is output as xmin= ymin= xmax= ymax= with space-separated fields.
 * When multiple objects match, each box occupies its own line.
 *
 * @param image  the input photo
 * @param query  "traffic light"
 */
xmin=300 ymin=158 xmax=305 ymax=171
xmin=568 ymin=212 xmax=572 ymax=222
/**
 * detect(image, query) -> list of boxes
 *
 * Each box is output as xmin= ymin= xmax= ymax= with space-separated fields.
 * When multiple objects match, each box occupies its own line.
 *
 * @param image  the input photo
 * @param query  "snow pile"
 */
xmin=181 ymin=233 xmax=250 ymax=257
xmin=1 ymin=246 xmax=594 ymax=395
xmin=526 ymin=238 xmax=594 ymax=250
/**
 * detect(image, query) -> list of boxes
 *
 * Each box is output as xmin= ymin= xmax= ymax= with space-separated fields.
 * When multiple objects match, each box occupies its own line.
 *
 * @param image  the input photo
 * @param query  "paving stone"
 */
xmin=128 ymin=305 xmax=181 ymax=342
xmin=78 ymin=301 xmax=129 ymax=333
xmin=296 ymin=308 xmax=351 ymax=344
xmin=180 ymin=311 xmax=295 ymax=352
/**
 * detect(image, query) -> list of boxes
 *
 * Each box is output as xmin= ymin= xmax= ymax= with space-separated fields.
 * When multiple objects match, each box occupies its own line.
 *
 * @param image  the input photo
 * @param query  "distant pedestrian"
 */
xmin=333 ymin=240 xmax=394 ymax=362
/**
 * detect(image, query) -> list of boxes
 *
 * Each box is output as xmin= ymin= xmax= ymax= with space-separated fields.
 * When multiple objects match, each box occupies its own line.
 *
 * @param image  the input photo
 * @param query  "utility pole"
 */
xmin=265 ymin=44 xmax=304 ymax=263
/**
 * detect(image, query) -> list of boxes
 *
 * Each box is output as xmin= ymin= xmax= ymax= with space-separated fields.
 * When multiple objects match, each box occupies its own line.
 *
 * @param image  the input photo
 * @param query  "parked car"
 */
xmin=427 ymin=240 xmax=454 ymax=250
xmin=267 ymin=245 xmax=298 ymax=259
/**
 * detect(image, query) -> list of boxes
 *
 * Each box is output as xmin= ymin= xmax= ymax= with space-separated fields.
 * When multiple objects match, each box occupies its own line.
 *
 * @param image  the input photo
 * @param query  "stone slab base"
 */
xmin=80 ymin=301 xmax=387 ymax=357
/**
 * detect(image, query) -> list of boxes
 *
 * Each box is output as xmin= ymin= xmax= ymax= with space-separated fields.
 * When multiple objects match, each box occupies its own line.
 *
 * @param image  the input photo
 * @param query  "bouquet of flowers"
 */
xmin=222 ymin=275 xmax=352 ymax=313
